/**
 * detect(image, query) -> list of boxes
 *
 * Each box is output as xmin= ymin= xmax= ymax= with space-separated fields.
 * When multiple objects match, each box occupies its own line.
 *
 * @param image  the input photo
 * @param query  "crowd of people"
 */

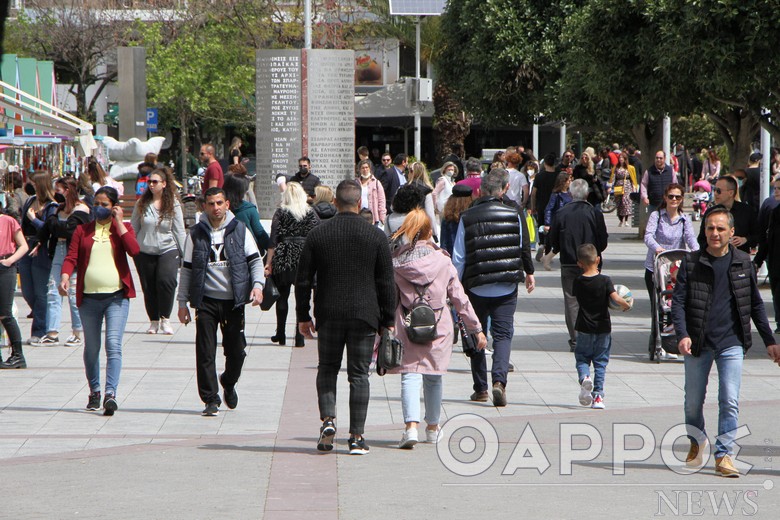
xmin=3 ymin=140 xmax=780 ymax=476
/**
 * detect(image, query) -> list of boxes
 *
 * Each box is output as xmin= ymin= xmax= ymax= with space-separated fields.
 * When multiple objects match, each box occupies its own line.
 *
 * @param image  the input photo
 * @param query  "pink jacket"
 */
xmin=359 ymin=177 xmax=387 ymax=224
xmin=388 ymin=241 xmax=481 ymax=375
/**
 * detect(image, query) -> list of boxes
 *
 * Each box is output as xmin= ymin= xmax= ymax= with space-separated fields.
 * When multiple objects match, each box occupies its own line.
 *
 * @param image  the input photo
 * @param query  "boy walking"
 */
xmin=572 ymin=244 xmax=630 ymax=409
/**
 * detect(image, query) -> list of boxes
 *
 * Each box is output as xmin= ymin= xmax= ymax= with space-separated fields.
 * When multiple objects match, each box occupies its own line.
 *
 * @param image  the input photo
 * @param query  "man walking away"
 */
xmin=296 ymin=180 xmax=395 ymax=455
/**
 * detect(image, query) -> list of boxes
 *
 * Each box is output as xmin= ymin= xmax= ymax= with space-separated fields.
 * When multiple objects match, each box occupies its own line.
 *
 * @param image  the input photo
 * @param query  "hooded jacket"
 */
xmin=178 ymin=211 xmax=264 ymax=309
xmin=388 ymin=241 xmax=481 ymax=375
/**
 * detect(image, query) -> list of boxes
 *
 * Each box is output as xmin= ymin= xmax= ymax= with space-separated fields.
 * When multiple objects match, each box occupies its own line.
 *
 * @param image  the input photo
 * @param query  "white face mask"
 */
xmin=360 ymin=171 xmax=371 ymax=180
xmin=527 ymin=168 xmax=535 ymax=175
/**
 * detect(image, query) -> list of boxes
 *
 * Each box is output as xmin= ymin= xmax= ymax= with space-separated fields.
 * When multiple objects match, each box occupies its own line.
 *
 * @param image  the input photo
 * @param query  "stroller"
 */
xmin=649 ymin=249 xmax=688 ymax=362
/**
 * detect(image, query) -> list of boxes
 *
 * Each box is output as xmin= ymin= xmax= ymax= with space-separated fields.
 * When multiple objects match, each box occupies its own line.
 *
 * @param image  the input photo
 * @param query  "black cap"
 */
xmin=452 ymin=184 xmax=473 ymax=198
xmin=749 ymin=152 xmax=763 ymax=163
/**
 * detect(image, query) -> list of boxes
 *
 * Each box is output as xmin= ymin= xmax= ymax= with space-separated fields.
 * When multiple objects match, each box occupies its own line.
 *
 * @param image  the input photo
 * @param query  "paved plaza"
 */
xmin=2 ymin=213 xmax=780 ymax=519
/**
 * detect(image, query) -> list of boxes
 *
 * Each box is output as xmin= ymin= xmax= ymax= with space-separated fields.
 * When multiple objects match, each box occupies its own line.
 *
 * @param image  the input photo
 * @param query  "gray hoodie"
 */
xmin=177 ymin=211 xmax=264 ymax=306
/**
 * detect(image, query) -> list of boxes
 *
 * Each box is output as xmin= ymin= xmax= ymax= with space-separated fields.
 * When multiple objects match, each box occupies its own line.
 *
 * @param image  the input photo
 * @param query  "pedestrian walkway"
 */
xmin=1 ymin=214 xmax=780 ymax=519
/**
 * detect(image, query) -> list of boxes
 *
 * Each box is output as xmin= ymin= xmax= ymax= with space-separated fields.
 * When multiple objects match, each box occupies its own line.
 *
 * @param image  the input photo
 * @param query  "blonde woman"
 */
xmin=228 ymin=137 xmax=243 ymax=165
xmin=265 ymin=182 xmax=320 ymax=346
xmin=406 ymin=162 xmax=439 ymax=240
xmin=312 ymin=185 xmax=336 ymax=220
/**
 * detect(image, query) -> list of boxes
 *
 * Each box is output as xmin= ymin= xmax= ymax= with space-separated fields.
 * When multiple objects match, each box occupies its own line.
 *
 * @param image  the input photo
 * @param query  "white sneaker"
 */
xmin=660 ymin=350 xmax=679 ymax=360
xmin=26 ymin=336 xmax=40 ymax=345
xmin=399 ymin=428 xmax=418 ymax=449
xmin=147 ymin=321 xmax=159 ymax=334
xmin=592 ymin=395 xmax=605 ymax=409
xmin=425 ymin=428 xmax=442 ymax=444
xmin=159 ymin=318 xmax=174 ymax=335
xmin=579 ymin=377 xmax=594 ymax=406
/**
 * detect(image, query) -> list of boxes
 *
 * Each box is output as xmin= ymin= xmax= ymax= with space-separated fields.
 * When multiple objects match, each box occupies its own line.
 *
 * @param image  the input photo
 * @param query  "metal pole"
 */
xmin=304 ymin=0 xmax=312 ymax=49
xmin=761 ymin=119 xmax=771 ymax=204
xmin=414 ymin=17 xmax=421 ymax=160
xmin=663 ymin=115 xmax=671 ymax=165
xmin=532 ymin=121 xmax=539 ymax=158
xmin=559 ymin=123 xmax=566 ymax=158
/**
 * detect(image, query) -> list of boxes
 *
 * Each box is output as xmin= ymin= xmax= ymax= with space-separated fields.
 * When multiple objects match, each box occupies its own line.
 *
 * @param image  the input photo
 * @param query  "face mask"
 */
xmin=24 ymin=183 xmax=36 ymax=196
xmin=444 ymin=170 xmax=454 ymax=178
xmin=94 ymin=205 xmax=112 ymax=221
xmin=360 ymin=171 xmax=371 ymax=180
xmin=54 ymin=192 xmax=66 ymax=204
xmin=298 ymin=166 xmax=309 ymax=175
xmin=736 ymin=178 xmax=744 ymax=188
xmin=527 ymin=168 xmax=535 ymax=175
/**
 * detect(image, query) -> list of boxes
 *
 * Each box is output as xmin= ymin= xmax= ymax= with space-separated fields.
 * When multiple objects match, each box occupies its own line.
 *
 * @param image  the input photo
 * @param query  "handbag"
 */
xmin=613 ymin=185 xmax=624 ymax=196
xmin=376 ymin=329 xmax=404 ymax=376
xmin=260 ymin=275 xmax=280 ymax=311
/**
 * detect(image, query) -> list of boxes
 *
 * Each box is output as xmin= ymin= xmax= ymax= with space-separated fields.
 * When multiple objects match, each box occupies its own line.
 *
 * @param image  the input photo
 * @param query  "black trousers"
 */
xmin=316 ymin=320 xmax=375 ymax=435
xmin=135 ymin=250 xmax=179 ymax=321
xmin=0 ymin=265 xmax=22 ymax=347
xmin=195 ymin=297 xmax=247 ymax=405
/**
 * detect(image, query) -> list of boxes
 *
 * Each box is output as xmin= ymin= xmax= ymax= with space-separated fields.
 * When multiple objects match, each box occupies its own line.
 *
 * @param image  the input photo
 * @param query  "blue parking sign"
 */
xmin=146 ymin=108 xmax=158 ymax=132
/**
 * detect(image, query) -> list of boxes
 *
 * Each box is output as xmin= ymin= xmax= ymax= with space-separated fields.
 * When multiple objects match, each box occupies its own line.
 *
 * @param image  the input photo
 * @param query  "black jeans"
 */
xmin=0 ymin=265 xmax=22 ymax=347
xmin=316 ymin=320 xmax=375 ymax=435
xmin=135 ymin=250 xmax=179 ymax=320
xmin=195 ymin=297 xmax=247 ymax=405
xmin=770 ymin=273 xmax=780 ymax=329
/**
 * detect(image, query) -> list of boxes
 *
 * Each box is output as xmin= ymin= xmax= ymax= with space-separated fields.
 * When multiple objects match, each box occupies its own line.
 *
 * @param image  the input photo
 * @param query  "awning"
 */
xmin=354 ymin=82 xmax=434 ymax=128
xmin=0 ymin=79 xmax=93 ymax=139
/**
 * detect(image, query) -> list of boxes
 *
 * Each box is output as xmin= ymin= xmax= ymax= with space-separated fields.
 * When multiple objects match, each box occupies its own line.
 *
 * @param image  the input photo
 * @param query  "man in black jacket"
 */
xmin=697 ymin=176 xmax=758 ymax=254
xmin=452 ymin=169 xmax=535 ymax=407
xmin=296 ymin=180 xmax=395 ymax=455
xmin=375 ymin=153 xmax=405 ymax=209
xmin=289 ymin=156 xmax=321 ymax=202
xmin=549 ymin=179 xmax=609 ymax=351
xmin=672 ymin=208 xmax=780 ymax=477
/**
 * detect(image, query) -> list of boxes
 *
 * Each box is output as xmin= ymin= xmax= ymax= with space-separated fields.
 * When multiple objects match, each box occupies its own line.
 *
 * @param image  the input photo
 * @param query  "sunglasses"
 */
xmin=714 ymin=187 xmax=733 ymax=194
xmin=148 ymin=180 xmax=162 ymax=185
xmin=667 ymin=194 xmax=683 ymax=200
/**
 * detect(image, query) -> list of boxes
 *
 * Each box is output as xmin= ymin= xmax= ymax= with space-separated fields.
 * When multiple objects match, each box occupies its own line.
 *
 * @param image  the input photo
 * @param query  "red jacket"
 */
xmin=62 ymin=220 xmax=140 ymax=306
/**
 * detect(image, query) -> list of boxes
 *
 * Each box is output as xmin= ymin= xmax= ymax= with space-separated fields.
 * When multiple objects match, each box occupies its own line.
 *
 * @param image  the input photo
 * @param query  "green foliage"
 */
xmin=672 ymin=115 xmax=719 ymax=150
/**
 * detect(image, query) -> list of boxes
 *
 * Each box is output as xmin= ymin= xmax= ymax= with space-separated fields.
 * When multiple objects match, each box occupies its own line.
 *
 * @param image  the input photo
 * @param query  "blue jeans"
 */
xmin=575 ymin=332 xmax=612 ymax=397
xmin=79 ymin=293 xmax=130 ymax=396
xmin=18 ymin=252 xmax=50 ymax=338
xmin=46 ymin=241 xmax=82 ymax=334
xmin=467 ymin=289 xmax=517 ymax=391
xmin=401 ymin=373 xmax=443 ymax=425
xmin=684 ymin=346 xmax=744 ymax=458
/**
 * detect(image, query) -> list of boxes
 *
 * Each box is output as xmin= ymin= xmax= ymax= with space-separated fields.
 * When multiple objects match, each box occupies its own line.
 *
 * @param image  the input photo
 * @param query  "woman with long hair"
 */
xmin=265 ymin=182 xmax=320 ymax=347
xmin=33 ymin=177 xmax=91 ymax=346
xmin=19 ymin=172 xmax=57 ymax=343
xmin=60 ymin=186 xmax=139 ymax=415
xmin=389 ymin=208 xmax=486 ymax=448
xmin=131 ymin=168 xmax=186 ymax=335
xmin=228 ymin=137 xmax=243 ymax=166
xmin=87 ymin=157 xmax=124 ymax=196
xmin=356 ymin=159 xmax=386 ymax=226
xmin=643 ymin=183 xmax=698 ymax=360
xmin=541 ymin=173 xmax=573 ymax=270
xmin=227 ymin=163 xmax=256 ymax=205
xmin=223 ymin=173 xmax=269 ymax=254
xmin=609 ymin=152 xmax=638 ymax=227
xmin=703 ymin=149 xmax=722 ymax=183
xmin=573 ymin=151 xmax=606 ymax=208
xmin=439 ymin=184 xmax=473 ymax=256
xmin=406 ymin=162 xmax=439 ymax=240
xmin=432 ymin=161 xmax=457 ymax=216
xmin=0 ymin=208 xmax=29 ymax=368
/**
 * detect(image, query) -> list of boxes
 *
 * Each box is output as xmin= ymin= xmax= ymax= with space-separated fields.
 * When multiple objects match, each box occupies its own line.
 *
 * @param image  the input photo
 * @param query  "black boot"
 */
xmin=1 ymin=345 xmax=26 ymax=369
xmin=271 ymin=329 xmax=286 ymax=346
xmin=294 ymin=330 xmax=305 ymax=348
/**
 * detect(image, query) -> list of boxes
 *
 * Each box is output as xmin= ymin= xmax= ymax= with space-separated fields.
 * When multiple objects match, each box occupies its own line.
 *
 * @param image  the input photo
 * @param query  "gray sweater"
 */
xmin=131 ymin=200 xmax=187 ymax=256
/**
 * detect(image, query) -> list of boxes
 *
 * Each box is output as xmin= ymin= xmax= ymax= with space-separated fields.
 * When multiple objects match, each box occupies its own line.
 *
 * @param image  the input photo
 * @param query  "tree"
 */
xmin=9 ymin=1 xmax=131 ymax=121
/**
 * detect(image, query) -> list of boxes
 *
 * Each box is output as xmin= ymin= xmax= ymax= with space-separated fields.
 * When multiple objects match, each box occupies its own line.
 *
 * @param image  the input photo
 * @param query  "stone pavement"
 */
xmin=2 ymin=213 xmax=780 ymax=519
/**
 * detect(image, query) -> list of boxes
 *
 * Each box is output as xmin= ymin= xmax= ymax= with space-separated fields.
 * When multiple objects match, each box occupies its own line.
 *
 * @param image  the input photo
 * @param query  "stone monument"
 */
xmin=256 ymin=49 xmax=354 ymax=216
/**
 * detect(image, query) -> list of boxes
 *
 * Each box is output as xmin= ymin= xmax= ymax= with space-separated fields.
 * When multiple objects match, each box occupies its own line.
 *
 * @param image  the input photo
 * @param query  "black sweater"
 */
xmin=295 ymin=212 xmax=395 ymax=330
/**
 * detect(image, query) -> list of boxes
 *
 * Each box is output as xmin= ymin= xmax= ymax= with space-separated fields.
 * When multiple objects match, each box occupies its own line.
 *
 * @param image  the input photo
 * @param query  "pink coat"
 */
xmin=388 ymin=242 xmax=481 ymax=375
xmin=359 ymin=177 xmax=387 ymax=224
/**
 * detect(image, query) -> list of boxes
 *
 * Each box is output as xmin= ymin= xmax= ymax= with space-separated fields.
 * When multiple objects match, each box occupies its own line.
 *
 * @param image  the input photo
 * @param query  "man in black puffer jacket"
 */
xmin=672 ymin=207 xmax=780 ymax=478
xmin=453 ymin=169 xmax=536 ymax=408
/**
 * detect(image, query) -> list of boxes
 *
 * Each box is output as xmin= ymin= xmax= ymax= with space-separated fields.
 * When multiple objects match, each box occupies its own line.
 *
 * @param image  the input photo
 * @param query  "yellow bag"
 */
xmin=526 ymin=213 xmax=536 ymax=243
xmin=613 ymin=185 xmax=624 ymax=196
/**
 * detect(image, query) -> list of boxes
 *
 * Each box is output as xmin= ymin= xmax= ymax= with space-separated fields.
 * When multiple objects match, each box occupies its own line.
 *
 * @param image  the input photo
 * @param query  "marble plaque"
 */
xmin=256 ymin=50 xmax=302 ymax=216
xmin=304 ymin=50 xmax=355 ymax=191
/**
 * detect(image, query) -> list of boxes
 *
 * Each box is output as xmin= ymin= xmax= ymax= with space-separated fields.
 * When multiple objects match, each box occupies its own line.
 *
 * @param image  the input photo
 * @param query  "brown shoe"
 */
xmin=715 ymin=455 xmax=740 ymax=478
xmin=685 ymin=439 xmax=709 ymax=468
xmin=470 ymin=390 xmax=489 ymax=402
xmin=492 ymin=382 xmax=507 ymax=407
